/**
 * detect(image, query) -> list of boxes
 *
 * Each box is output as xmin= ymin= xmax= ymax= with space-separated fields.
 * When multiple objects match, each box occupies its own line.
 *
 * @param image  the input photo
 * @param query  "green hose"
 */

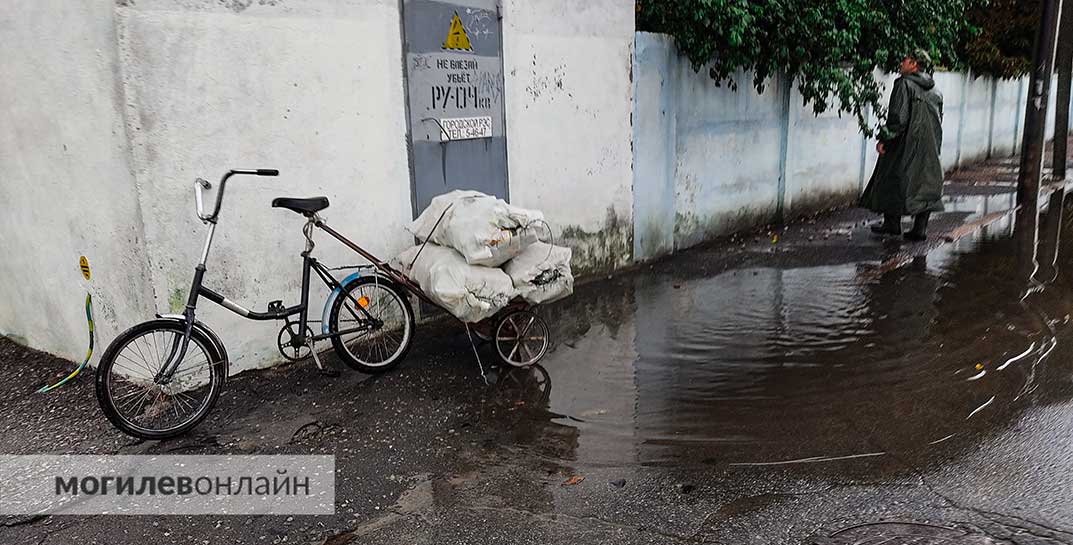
xmin=37 ymin=293 xmax=93 ymax=394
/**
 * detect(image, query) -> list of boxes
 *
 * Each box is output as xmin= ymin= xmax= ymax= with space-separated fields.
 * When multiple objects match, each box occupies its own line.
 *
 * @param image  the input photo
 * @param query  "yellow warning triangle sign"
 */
xmin=442 ymin=12 xmax=472 ymax=51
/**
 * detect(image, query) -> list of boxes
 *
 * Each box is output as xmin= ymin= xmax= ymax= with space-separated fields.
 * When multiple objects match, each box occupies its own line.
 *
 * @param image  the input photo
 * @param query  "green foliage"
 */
xmin=637 ymin=0 xmax=983 ymax=135
xmin=959 ymin=0 xmax=1037 ymax=78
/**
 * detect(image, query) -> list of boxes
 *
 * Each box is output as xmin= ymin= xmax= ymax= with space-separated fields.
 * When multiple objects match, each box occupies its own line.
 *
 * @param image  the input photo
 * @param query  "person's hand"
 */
xmin=876 ymin=141 xmax=886 ymax=155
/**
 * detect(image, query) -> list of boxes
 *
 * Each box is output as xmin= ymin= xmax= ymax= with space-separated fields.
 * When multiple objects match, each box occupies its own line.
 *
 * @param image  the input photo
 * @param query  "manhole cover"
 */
xmin=812 ymin=522 xmax=1005 ymax=545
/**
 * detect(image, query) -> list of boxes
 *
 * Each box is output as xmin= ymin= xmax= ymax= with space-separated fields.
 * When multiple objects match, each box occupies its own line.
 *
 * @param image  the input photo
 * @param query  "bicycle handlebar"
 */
xmin=194 ymin=178 xmax=212 ymax=221
xmin=194 ymin=169 xmax=279 ymax=223
xmin=230 ymin=169 xmax=279 ymax=177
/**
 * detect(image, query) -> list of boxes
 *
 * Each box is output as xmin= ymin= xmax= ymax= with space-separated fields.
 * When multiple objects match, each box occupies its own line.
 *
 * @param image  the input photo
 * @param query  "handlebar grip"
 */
xmin=257 ymin=169 xmax=279 ymax=176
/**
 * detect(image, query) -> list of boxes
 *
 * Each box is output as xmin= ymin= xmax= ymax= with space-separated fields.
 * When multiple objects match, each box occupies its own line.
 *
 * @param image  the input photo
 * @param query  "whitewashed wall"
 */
xmin=2 ymin=0 xmax=413 ymax=373
xmin=0 ymin=0 xmax=157 ymax=361
xmin=2 ymin=0 xmax=637 ymax=371
xmin=673 ymin=67 xmax=786 ymax=250
xmin=115 ymin=0 xmax=413 ymax=371
xmin=936 ymin=71 xmax=966 ymax=172
xmin=992 ymin=78 xmax=1027 ymax=157
xmin=633 ymin=32 xmax=1071 ymax=261
xmin=3 ymin=7 xmax=1068 ymax=372
xmin=631 ymin=33 xmax=677 ymax=261
xmin=959 ymin=74 xmax=994 ymax=164
xmin=501 ymin=0 xmax=635 ymax=275
xmin=784 ymin=82 xmax=868 ymax=215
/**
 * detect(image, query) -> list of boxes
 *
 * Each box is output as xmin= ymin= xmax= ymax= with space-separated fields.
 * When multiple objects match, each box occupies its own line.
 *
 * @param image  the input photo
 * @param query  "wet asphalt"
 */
xmin=4 ymin=157 xmax=1073 ymax=544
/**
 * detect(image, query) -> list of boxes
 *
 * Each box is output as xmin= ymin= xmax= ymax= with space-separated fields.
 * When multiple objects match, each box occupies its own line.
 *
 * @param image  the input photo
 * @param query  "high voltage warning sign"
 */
xmin=79 ymin=256 xmax=91 ymax=281
xmin=442 ymin=12 xmax=472 ymax=51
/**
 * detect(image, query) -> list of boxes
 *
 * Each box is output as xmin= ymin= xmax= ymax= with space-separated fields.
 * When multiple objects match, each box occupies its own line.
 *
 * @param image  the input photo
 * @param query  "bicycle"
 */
xmin=95 ymin=169 xmax=416 ymax=439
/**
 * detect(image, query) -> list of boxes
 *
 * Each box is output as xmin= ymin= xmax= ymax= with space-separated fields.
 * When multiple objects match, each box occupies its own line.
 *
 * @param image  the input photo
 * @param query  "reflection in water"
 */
xmin=480 ymin=365 xmax=580 ymax=461
xmin=501 ymin=193 xmax=1073 ymax=473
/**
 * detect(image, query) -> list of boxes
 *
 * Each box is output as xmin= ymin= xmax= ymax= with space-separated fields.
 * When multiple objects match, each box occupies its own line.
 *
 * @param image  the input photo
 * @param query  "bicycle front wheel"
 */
xmin=329 ymin=276 xmax=415 ymax=373
xmin=95 ymin=320 xmax=225 ymax=440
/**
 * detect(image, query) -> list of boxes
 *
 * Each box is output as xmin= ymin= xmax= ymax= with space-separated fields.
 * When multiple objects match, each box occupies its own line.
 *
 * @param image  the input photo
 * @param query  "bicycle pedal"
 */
xmin=268 ymin=300 xmax=285 ymax=313
xmin=318 ymin=368 xmax=340 ymax=378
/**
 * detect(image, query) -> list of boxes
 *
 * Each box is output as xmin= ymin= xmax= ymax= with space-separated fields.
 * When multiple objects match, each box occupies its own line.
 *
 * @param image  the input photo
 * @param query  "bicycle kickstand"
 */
xmin=306 ymin=338 xmax=339 ymax=377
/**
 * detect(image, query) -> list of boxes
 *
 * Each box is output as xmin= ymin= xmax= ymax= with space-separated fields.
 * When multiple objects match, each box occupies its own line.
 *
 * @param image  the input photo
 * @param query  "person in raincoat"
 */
xmin=860 ymin=49 xmax=945 ymax=241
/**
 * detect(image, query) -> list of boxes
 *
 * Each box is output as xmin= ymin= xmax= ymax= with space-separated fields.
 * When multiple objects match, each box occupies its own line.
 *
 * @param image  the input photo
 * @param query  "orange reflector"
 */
xmin=357 ymin=296 xmax=370 ymax=308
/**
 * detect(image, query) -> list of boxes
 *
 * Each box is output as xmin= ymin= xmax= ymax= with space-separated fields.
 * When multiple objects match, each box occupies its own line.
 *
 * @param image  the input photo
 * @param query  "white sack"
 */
xmin=394 ymin=244 xmax=516 ymax=323
xmin=408 ymin=190 xmax=544 ymax=267
xmin=503 ymin=242 xmax=574 ymax=304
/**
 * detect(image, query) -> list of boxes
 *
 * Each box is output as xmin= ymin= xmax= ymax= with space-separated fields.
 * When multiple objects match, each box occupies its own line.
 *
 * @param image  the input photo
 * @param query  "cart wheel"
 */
xmin=494 ymin=310 xmax=550 ymax=367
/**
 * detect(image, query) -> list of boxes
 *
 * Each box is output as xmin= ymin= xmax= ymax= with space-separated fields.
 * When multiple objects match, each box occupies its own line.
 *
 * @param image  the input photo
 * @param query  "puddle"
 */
xmin=491 ymin=201 xmax=1073 ymax=471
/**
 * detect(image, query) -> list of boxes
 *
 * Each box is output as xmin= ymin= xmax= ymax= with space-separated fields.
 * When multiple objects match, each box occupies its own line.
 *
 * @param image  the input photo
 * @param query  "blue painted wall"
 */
xmin=632 ymin=32 xmax=1069 ymax=262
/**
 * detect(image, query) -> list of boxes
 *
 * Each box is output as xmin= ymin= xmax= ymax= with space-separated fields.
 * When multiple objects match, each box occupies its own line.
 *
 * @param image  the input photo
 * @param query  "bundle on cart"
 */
xmin=395 ymin=245 xmax=515 ymax=323
xmin=408 ymin=190 xmax=545 ymax=267
xmin=503 ymin=242 xmax=573 ymax=305
xmin=394 ymin=191 xmax=574 ymax=323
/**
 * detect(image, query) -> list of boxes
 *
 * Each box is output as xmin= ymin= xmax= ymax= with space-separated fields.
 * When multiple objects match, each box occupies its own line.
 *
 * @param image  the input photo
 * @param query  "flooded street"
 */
xmin=5 ymin=181 xmax=1073 ymax=544
xmin=506 ymin=192 xmax=1069 ymax=476
xmin=517 ymin=233 xmax=1065 ymax=472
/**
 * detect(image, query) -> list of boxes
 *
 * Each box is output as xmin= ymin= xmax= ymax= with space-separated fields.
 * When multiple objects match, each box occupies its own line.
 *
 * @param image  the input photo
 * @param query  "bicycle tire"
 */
xmin=328 ymin=276 xmax=415 ymax=373
xmin=95 ymin=319 xmax=226 ymax=440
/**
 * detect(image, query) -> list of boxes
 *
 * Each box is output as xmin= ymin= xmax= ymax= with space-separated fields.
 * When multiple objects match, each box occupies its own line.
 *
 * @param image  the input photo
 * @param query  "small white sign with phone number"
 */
xmin=439 ymin=116 xmax=492 ymax=141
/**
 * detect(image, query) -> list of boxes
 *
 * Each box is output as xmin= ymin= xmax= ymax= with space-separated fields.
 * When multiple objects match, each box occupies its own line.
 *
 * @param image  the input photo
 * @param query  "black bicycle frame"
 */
xmin=154 ymin=215 xmax=386 ymax=384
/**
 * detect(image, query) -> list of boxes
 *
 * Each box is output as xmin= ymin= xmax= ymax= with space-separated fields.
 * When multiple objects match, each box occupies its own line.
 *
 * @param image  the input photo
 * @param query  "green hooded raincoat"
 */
xmin=860 ymin=72 xmax=945 ymax=216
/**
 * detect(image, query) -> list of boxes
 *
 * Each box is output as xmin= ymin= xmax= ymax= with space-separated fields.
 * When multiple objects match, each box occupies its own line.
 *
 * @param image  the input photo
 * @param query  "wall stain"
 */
xmin=560 ymin=207 xmax=633 ymax=276
xmin=635 ymin=215 xmax=672 ymax=261
xmin=220 ymin=0 xmax=252 ymax=12
xmin=4 ymin=334 xmax=30 ymax=347
xmin=674 ymin=206 xmax=779 ymax=252
xmin=785 ymin=188 xmax=859 ymax=221
xmin=168 ymin=288 xmax=186 ymax=314
xmin=525 ymin=60 xmax=567 ymax=102
xmin=218 ymin=0 xmax=281 ymax=12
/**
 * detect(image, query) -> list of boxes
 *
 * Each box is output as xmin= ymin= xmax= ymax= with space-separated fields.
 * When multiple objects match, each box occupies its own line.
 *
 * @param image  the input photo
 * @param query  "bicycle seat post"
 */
xmin=302 ymin=215 xmax=318 ymax=255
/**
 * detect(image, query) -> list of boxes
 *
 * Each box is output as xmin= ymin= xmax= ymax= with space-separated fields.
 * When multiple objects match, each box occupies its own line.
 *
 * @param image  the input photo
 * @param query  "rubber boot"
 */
xmin=904 ymin=212 xmax=930 ymax=241
xmin=870 ymin=213 xmax=902 ymax=235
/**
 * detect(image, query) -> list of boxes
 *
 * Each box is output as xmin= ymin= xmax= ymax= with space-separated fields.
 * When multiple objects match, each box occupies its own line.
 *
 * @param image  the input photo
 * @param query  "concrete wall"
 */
xmin=672 ymin=67 xmax=785 ymax=250
xmin=959 ymin=74 xmax=993 ymax=164
xmin=3 ymin=7 xmax=1068 ymax=372
xmin=784 ymin=82 xmax=868 ymax=215
xmin=501 ymin=0 xmax=636 ymax=275
xmin=631 ymin=33 xmax=677 ymax=261
xmin=1 ymin=0 xmax=413 ymax=373
xmin=936 ymin=71 xmax=966 ymax=172
xmin=115 ymin=0 xmax=413 ymax=371
xmin=991 ymin=78 xmax=1027 ymax=157
xmin=1 ymin=0 xmax=637 ymax=372
xmin=0 ymin=0 xmax=156 ymax=361
xmin=632 ymin=32 xmax=1070 ymax=261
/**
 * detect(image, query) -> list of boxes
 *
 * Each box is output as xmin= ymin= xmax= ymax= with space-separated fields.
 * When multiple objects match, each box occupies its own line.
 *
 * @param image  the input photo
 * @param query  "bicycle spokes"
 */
xmin=334 ymin=282 xmax=409 ymax=366
xmin=105 ymin=329 xmax=215 ymax=433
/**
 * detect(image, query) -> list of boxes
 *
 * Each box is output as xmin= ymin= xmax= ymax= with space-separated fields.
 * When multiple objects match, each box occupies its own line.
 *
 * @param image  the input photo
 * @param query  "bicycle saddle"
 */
xmin=272 ymin=197 xmax=330 ymax=216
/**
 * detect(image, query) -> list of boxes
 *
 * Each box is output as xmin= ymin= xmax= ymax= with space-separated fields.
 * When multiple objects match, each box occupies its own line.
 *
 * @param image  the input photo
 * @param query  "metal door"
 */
xmin=402 ymin=0 xmax=509 ymax=215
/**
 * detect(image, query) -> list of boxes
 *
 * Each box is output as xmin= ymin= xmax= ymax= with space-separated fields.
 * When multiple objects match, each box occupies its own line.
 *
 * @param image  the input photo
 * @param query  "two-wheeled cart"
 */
xmin=315 ymin=216 xmax=552 ymax=369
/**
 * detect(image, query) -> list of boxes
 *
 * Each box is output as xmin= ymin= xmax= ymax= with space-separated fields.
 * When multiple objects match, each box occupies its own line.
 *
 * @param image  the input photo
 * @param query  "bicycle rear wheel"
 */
xmin=329 ymin=276 xmax=415 ymax=373
xmin=95 ymin=320 xmax=225 ymax=440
